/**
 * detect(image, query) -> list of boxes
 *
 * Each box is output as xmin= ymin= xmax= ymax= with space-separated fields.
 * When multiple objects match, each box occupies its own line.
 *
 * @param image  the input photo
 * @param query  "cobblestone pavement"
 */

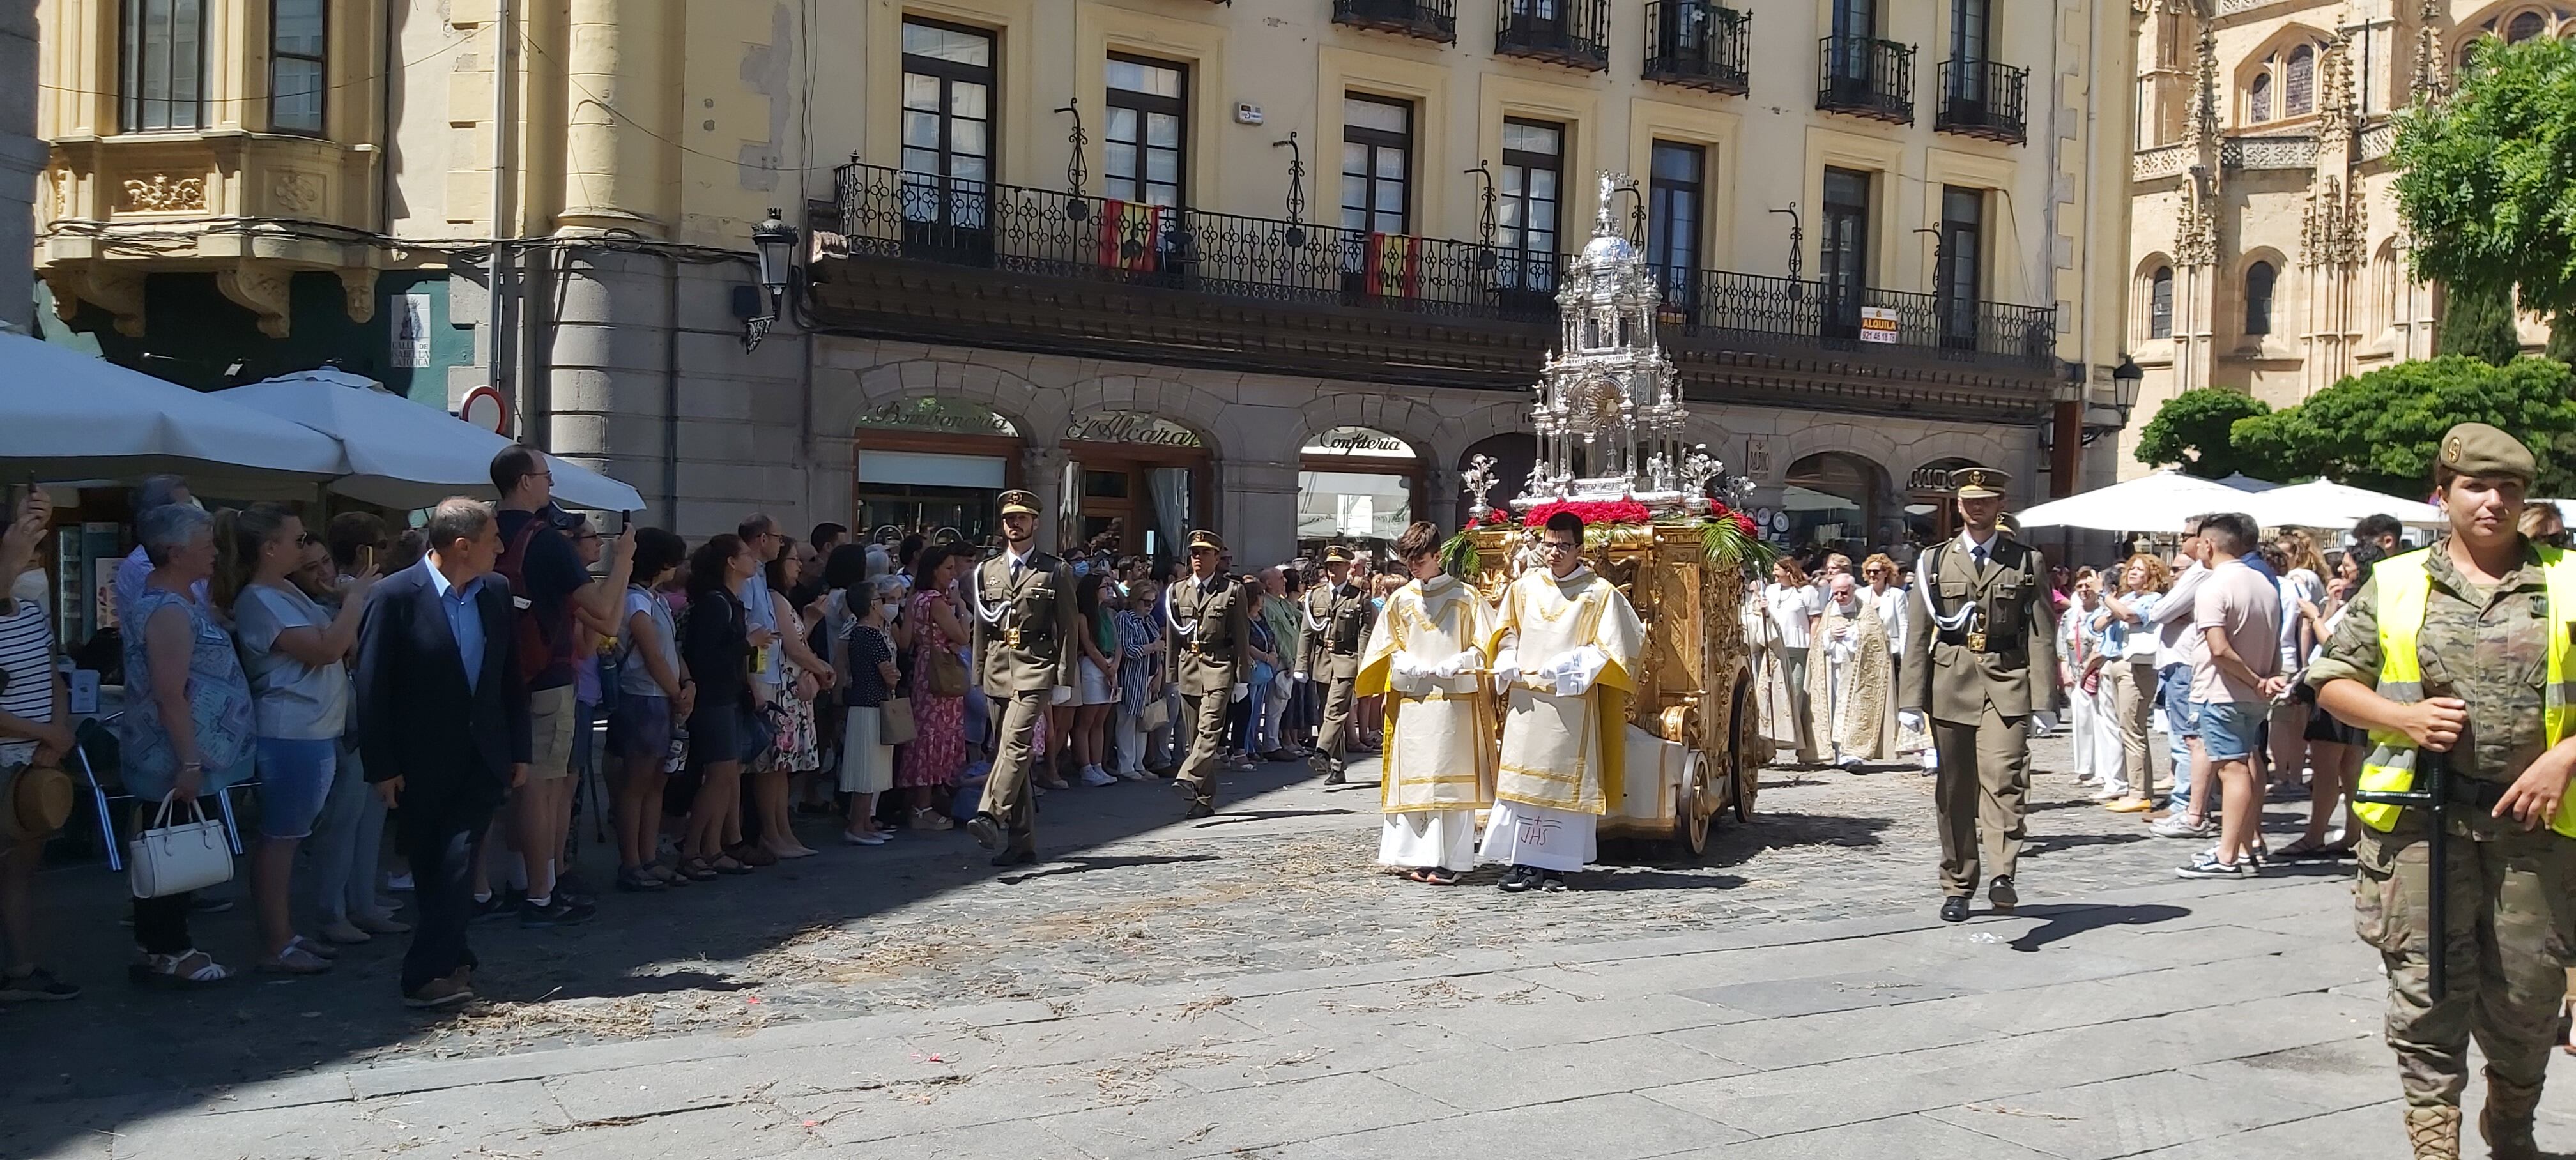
xmin=6 ymin=729 xmax=2475 ymax=1159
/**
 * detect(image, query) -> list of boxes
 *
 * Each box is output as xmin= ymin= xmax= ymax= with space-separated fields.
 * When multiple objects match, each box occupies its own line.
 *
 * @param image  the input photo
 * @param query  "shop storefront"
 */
xmin=852 ymin=399 xmax=1022 ymax=544
xmin=1298 ymin=425 xmax=1420 ymax=556
xmin=1064 ymin=411 xmax=1209 ymax=564
xmin=1782 ymin=451 xmax=1890 ymax=557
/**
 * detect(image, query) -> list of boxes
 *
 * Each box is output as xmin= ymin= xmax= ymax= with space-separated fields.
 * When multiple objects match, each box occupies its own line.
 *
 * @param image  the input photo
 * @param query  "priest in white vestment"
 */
xmin=1480 ymin=510 xmax=1646 ymax=892
xmin=1804 ymin=573 xmax=1896 ymax=767
xmin=1355 ymin=522 xmax=1497 ymax=883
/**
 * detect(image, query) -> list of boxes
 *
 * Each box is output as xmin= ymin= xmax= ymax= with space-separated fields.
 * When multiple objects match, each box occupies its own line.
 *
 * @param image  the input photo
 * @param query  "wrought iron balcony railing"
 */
xmin=1643 ymin=1 xmax=1749 ymax=95
xmin=1332 ymin=0 xmax=1459 ymax=43
xmin=1935 ymin=58 xmax=2029 ymax=144
xmin=1659 ymin=266 xmax=2055 ymax=364
xmin=1495 ymin=0 xmax=1610 ymax=70
xmin=827 ymin=161 xmax=2055 ymax=368
xmin=1817 ymin=36 xmax=1915 ymax=123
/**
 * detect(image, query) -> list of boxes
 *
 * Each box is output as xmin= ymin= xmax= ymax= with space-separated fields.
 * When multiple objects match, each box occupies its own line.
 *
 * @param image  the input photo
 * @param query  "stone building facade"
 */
xmin=2120 ymin=0 xmax=2559 ymax=480
xmin=34 ymin=0 xmax=2136 ymax=563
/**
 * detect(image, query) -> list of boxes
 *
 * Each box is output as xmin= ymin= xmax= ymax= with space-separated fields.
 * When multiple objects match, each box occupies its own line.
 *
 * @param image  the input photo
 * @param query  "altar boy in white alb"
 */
xmin=1354 ymin=521 xmax=1496 ymax=885
xmin=1481 ymin=510 xmax=1646 ymax=892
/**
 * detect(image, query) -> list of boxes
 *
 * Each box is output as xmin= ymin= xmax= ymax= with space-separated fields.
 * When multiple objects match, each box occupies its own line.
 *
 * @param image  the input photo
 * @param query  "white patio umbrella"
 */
xmin=0 ymin=331 xmax=347 ymax=483
xmin=2215 ymin=472 xmax=2280 ymax=492
xmin=216 ymin=369 xmax=648 ymax=513
xmin=2242 ymin=479 xmax=2444 ymax=529
xmin=2014 ymin=469 xmax=2258 ymax=533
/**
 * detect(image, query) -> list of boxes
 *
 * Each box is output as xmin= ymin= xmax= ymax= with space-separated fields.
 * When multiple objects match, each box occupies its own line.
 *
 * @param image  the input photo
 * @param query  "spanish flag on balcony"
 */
xmin=1096 ymin=200 xmax=1164 ymax=273
xmin=1363 ymin=232 xmax=1422 ymax=299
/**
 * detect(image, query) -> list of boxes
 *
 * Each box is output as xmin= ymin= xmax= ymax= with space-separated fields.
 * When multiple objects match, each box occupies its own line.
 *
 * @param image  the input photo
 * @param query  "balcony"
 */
xmin=1935 ymin=59 xmax=2029 ymax=144
xmin=1817 ymin=36 xmax=1915 ymax=124
xmin=815 ymin=162 xmax=2061 ymax=418
xmin=1332 ymin=0 xmax=1457 ymax=43
xmin=1495 ymin=0 xmax=1609 ymax=70
xmin=1643 ymin=1 xmax=1749 ymax=95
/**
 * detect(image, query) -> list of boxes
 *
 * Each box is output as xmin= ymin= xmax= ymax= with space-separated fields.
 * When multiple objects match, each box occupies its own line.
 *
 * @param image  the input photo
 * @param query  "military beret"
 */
xmin=2436 ymin=422 xmax=2536 ymax=483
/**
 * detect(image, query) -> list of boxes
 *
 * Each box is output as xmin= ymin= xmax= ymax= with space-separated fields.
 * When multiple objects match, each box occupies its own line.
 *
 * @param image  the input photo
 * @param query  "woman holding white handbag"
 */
xmin=118 ymin=505 xmax=257 ymax=988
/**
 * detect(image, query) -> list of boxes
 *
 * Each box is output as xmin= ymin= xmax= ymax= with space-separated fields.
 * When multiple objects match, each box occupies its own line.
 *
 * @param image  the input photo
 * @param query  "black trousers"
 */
xmin=399 ymin=800 xmax=496 ymax=994
xmin=131 ymin=891 xmax=195 ymax=956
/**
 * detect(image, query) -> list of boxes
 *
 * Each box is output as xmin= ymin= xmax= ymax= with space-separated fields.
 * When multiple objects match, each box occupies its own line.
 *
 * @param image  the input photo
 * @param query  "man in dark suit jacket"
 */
xmin=356 ymin=498 xmax=530 ymax=1009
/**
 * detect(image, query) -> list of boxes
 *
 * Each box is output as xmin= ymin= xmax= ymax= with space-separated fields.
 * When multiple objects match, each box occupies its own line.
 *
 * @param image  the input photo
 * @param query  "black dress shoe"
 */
xmin=1940 ymin=896 xmax=1972 ymax=923
xmin=1499 ymin=866 xmax=1538 ymax=893
xmin=1987 ymin=876 xmax=2018 ymax=913
xmin=1183 ymin=797 xmax=1216 ymax=820
xmin=964 ymin=812 xmax=1004 ymax=852
xmin=1538 ymin=873 xmax=1569 ymax=892
xmin=990 ymin=843 xmax=1038 ymax=867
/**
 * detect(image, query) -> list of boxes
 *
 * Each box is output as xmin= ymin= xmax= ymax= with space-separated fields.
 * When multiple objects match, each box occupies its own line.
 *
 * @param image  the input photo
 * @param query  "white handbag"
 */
xmin=128 ymin=793 xmax=235 ymax=899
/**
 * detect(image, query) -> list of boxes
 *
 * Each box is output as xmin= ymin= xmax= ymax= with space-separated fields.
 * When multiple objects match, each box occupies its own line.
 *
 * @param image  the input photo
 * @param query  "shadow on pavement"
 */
xmin=1702 ymin=810 xmax=1896 ymax=870
xmin=2021 ymin=831 xmax=2153 ymax=857
xmin=2001 ymin=903 xmax=2193 ymax=952
xmin=995 ymin=853 xmax=1224 ymax=885
xmin=1193 ymin=807 xmax=1359 ymax=827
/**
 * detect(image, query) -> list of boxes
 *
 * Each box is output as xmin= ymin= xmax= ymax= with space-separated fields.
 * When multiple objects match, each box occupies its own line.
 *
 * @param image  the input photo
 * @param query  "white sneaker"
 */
xmin=1080 ymin=765 xmax=1117 ymax=787
xmin=2090 ymin=786 xmax=2123 ymax=802
xmin=1116 ymin=767 xmax=1149 ymax=781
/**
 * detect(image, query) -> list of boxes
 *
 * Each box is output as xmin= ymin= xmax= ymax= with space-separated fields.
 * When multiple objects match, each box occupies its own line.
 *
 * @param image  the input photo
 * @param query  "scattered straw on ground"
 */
xmin=1087 ymin=1044 xmax=1243 ymax=1105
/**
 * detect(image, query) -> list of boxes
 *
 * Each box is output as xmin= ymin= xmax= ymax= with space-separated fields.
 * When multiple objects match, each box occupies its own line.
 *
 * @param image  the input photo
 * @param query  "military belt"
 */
xmin=2444 ymin=775 xmax=2510 ymax=812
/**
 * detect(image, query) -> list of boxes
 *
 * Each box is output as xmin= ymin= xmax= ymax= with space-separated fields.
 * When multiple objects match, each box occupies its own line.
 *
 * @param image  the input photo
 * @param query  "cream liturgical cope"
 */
xmin=1482 ymin=565 xmax=1646 ymax=872
xmin=1356 ymin=574 xmax=1497 ymax=871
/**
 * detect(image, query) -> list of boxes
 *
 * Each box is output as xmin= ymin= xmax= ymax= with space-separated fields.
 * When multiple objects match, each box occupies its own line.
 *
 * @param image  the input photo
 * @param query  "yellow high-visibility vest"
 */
xmin=2351 ymin=544 xmax=2576 ymax=836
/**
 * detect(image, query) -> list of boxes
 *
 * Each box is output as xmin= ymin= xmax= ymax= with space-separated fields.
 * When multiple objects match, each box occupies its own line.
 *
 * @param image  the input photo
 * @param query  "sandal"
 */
xmin=710 ymin=855 xmax=753 ymax=876
xmin=1421 ymin=868 xmax=1464 ymax=886
xmin=2275 ymin=837 xmax=2348 ymax=860
xmin=730 ymin=844 xmax=779 ymax=868
xmin=257 ymin=942 xmax=333 ymax=975
xmin=129 ymin=949 xmax=233 ymax=989
xmin=677 ymin=857 xmax=721 ymax=881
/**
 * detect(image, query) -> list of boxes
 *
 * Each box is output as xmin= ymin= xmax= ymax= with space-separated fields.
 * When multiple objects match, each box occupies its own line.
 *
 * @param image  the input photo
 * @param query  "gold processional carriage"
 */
xmin=1444 ymin=173 xmax=1775 ymax=857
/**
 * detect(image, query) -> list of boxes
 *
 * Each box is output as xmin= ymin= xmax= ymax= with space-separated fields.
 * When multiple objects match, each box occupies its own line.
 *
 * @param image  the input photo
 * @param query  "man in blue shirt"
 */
xmin=357 ymin=498 xmax=529 ymax=1009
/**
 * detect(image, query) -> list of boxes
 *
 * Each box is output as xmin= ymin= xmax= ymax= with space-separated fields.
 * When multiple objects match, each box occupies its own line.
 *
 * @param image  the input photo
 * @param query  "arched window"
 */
xmin=2285 ymin=45 xmax=2314 ymax=115
xmin=2249 ymin=73 xmax=2273 ymax=122
xmin=2508 ymin=10 xmax=2547 ymax=41
xmin=2245 ymin=261 xmax=2276 ymax=335
xmin=2149 ymin=267 xmax=2174 ymax=339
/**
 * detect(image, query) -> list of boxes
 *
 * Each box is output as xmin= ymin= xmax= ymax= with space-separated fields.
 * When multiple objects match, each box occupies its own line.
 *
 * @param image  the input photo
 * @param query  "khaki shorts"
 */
xmin=528 ymin=686 xmax=579 ymax=781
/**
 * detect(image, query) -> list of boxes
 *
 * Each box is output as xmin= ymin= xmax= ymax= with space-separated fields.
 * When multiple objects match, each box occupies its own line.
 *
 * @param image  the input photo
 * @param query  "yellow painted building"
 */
xmin=34 ymin=0 xmax=2137 ymax=560
xmin=2120 ymin=0 xmax=2557 ymax=480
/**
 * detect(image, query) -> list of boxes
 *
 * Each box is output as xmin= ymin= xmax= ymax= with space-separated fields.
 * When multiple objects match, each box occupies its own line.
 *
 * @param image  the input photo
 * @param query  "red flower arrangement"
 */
xmin=1707 ymin=499 xmax=1758 ymax=538
xmin=1521 ymin=498 xmax=1654 ymax=528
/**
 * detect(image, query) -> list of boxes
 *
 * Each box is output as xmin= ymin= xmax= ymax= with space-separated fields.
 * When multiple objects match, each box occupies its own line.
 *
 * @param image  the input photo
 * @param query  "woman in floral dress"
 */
xmin=894 ymin=544 xmax=967 ymax=829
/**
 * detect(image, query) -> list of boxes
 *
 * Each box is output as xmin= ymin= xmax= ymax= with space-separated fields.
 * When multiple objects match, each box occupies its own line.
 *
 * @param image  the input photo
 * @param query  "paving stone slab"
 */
xmin=1373 ymin=1033 xmax=1751 ymax=1113
xmin=1317 ymin=1092 xmax=1747 ymax=1160
xmin=1033 ymin=1071 xmax=1460 ymax=1159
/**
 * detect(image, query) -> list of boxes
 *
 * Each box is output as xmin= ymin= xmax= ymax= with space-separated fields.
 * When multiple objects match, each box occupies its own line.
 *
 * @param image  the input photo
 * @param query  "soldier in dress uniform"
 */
xmin=1899 ymin=467 xmax=2057 ymax=924
xmin=1303 ymin=544 xmax=1373 ymax=784
xmin=961 ymin=489 xmax=1078 ymax=866
xmin=1165 ymin=529 xmax=1252 ymax=817
xmin=2308 ymin=423 xmax=2576 ymax=1160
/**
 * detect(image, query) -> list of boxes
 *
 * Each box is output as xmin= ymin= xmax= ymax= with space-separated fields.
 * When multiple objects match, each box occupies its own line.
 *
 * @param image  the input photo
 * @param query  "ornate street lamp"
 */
xmin=744 ymin=208 xmax=797 ymax=353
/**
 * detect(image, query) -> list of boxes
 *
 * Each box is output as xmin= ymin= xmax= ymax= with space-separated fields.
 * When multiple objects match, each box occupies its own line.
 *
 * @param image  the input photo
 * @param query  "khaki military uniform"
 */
xmin=2308 ymin=542 xmax=2576 ymax=1130
xmin=1303 ymin=578 xmax=1372 ymax=778
xmin=1900 ymin=531 xmax=2057 ymax=898
xmin=1165 ymin=572 xmax=1252 ymax=808
xmin=966 ymin=547 xmax=1079 ymax=845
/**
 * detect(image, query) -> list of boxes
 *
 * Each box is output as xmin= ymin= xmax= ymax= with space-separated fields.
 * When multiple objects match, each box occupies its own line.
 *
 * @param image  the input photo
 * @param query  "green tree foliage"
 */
xmin=2551 ymin=313 xmax=2576 ymax=367
xmin=2230 ymin=356 xmax=2576 ymax=495
xmin=2437 ymin=279 xmax=2526 ymax=367
xmin=2393 ymin=36 xmax=2576 ymax=321
xmin=2134 ymin=388 xmax=2271 ymax=479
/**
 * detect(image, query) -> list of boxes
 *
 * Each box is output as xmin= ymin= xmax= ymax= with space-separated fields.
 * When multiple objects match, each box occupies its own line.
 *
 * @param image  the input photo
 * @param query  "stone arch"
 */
xmin=825 ymin=358 xmax=1052 ymax=443
xmin=2451 ymin=0 xmax=2572 ymax=57
xmin=2232 ymin=22 xmax=2333 ymax=124
xmin=1776 ymin=421 xmax=1905 ymax=488
xmin=2136 ymin=252 xmax=2177 ymax=340
xmin=1427 ymin=397 xmax=1537 ymax=475
xmin=1294 ymin=393 xmax=1444 ymax=465
xmin=1061 ymin=373 xmax=1241 ymax=462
